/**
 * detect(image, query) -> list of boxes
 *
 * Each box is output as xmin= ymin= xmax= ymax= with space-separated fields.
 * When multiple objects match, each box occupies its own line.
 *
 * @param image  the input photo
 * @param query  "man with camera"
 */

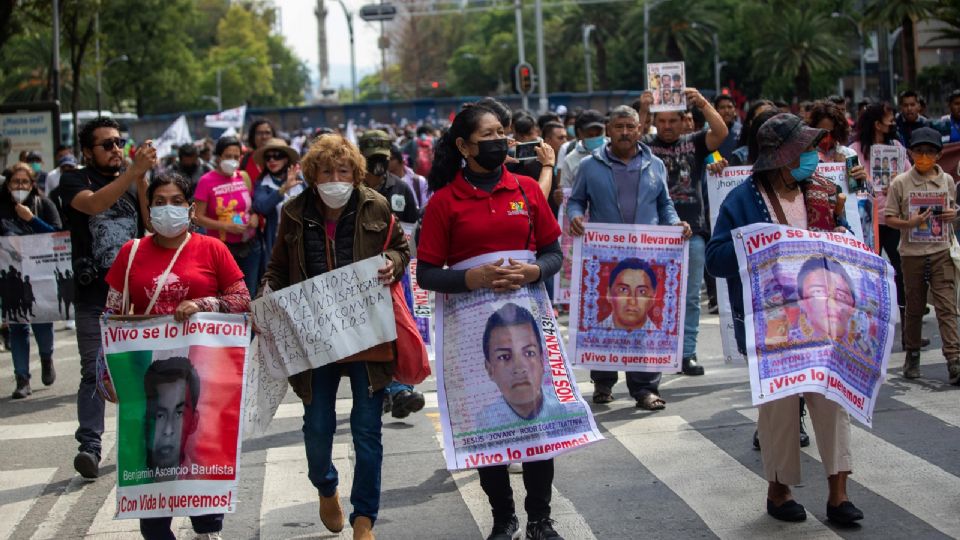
xmin=59 ymin=117 xmax=155 ymax=480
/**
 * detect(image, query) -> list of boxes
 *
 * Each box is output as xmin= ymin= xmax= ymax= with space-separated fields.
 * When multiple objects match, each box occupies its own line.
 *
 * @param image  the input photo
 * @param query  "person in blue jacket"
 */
xmin=252 ymin=138 xmax=303 ymax=264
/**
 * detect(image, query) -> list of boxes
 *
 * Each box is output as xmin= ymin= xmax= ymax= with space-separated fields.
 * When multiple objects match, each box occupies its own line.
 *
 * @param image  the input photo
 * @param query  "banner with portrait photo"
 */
xmin=907 ymin=191 xmax=949 ymax=243
xmin=102 ymin=313 xmax=250 ymax=519
xmin=733 ymin=223 xmax=896 ymax=426
xmin=553 ymin=188 xmax=576 ymax=305
xmin=869 ymin=144 xmax=902 ymax=192
xmin=0 ymin=231 xmax=73 ymax=323
xmin=569 ymin=223 xmax=688 ymax=371
xmin=401 ymin=222 xmax=434 ymax=349
xmin=707 ymin=166 xmax=752 ymax=363
xmin=436 ymin=251 xmax=602 ymax=471
xmin=646 ymin=62 xmax=686 ymax=113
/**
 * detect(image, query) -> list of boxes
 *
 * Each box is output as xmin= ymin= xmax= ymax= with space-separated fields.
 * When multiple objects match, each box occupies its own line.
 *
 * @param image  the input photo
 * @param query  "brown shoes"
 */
xmin=353 ymin=516 xmax=375 ymax=540
xmin=319 ymin=490 xmax=344 ymax=533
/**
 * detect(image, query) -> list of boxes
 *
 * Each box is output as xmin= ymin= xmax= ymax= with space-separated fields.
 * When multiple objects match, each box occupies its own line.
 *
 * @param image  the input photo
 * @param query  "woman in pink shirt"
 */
xmin=193 ymin=136 xmax=262 ymax=295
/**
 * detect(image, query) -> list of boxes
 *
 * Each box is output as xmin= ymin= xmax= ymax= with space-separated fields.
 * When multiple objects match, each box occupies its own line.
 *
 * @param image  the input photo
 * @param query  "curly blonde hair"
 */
xmin=7 ymin=162 xmax=36 ymax=183
xmin=300 ymin=134 xmax=366 ymax=185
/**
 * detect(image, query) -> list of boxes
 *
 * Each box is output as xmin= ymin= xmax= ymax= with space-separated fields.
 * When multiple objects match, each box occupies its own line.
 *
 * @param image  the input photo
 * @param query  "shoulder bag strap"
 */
xmin=144 ymin=233 xmax=192 ymax=315
xmin=383 ymin=213 xmax=395 ymax=251
xmin=122 ymin=239 xmax=141 ymax=315
xmin=757 ymin=176 xmax=789 ymax=225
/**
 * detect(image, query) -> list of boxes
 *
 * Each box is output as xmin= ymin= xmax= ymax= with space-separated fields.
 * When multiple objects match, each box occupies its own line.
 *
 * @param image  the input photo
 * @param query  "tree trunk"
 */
xmin=902 ymin=15 xmax=918 ymax=88
xmin=593 ymin=33 xmax=608 ymax=90
xmin=795 ymin=62 xmax=811 ymax=101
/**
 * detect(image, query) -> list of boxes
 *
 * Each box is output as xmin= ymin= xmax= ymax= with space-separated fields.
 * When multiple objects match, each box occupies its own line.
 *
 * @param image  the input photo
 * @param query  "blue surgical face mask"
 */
xmin=790 ymin=150 xmax=820 ymax=182
xmin=583 ymin=135 xmax=605 ymax=152
xmin=566 ymin=125 xmax=575 ymax=138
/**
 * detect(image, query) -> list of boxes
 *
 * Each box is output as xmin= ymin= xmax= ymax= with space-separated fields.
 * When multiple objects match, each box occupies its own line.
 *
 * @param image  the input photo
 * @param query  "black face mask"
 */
xmin=367 ymin=154 xmax=389 ymax=177
xmin=473 ymin=138 xmax=508 ymax=171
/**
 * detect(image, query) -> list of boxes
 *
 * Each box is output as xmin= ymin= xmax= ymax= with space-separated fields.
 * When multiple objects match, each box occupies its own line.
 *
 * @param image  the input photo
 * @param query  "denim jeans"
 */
xmin=9 ymin=323 xmax=54 ymax=379
xmin=75 ymin=302 xmax=105 ymax=456
xmin=303 ymin=362 xmax=384 ymax=525
xmin=683 ymin=235 xmax=706 ymax=359
xmin=140 ymin=514 xmax=223 ymax=540
xmin=229 ymin=237 xmax=263 ymax=298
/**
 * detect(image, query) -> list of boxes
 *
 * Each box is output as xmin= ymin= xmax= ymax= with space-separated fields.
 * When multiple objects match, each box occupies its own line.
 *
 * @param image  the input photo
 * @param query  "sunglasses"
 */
xmin=95 ymin=138 xmax=127 ymax=151
xmin=264 ymin=152 xmax=287 ymax=161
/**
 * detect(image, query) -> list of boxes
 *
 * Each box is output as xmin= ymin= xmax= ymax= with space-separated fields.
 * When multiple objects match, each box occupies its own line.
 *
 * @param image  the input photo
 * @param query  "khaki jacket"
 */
xmin=261 ymin=184 xmax=410 ymax=403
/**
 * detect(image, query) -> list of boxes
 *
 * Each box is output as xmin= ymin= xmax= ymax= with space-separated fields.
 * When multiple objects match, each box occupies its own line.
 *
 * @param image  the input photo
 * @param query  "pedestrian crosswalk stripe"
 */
xmin=30 ymin=431 xmax=116 ymax=540
xmin=426 ymin=414 xmax=598 ymax=539
xmin=886 ymin=377 xmax=960 ymax=428
xmin=272 ymin=391 xmax=442 ymax=421
xmin=259 ymin=443 xmax=353 ymax=539
xmin=610 ymin=415 xmax=841 ymax=539
xmin=0 ymin=416 xmax=117 ymax=441
xmin=0 ymin=468 xmax=57 ymax=540
xmin=737 ymin=407 xmax=960 ymax=537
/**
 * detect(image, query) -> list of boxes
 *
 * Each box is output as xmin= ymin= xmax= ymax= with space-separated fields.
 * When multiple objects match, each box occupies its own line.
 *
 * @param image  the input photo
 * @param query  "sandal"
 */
xmin=593 ymin=389 xmax=614 ymax=404
xmin=636 ymin=392 xmax=666 ymax=410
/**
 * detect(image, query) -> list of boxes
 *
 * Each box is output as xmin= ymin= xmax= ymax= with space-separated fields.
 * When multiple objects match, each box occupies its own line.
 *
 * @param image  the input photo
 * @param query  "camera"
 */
xmin=74 ymin=257 xmax=100 ymax=286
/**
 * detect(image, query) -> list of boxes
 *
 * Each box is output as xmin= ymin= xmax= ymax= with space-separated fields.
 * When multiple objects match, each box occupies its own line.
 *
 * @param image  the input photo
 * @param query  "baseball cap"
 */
xmin=25 ymin=151 xmax=42 ymax=162
xmin=575 ymin=109 xmax=606 ymax=132
xmin=908 ymin=127 xmax=943 ymax=151
xmin=753 ymin=113 xmax=826 ymax=172
xmin=57 ymin=154 xmax=78 ymax=167
xmin=357 ymin=130 xmax=392 ymax=159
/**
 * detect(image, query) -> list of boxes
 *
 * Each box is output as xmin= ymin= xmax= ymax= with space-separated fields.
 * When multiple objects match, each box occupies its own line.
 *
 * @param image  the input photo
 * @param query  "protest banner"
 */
xmin=569 ymin=223 xmax=688 ymax=372
xmin=647 ymin=62 xmax=686 ymax=113
xmin=869 ymin=144 xmax=902 ymax=192
xmin=0 ymin=231 xmax=72 ymax=324
xmin=436 ymin=251 xmax=602 ymax=470
xmin=102 ymin=313 xmax=250 ymax=518
xmin=707 ymin=166 xmax=752 ymax=363
xmin=153 ymin=115 xmax=192 ymax=159
xmin=553 ymin=188 xmax=575 ymax=305
xmin=401 ymin=222 xmax=433 ymax=349
xmin=816 ymin=163 xmax=865 ymax=242
xmin=204 ymin=105 xmax=247 ymax=130
xmin=250 ymin=256 xmax=396 ymax=379
xmin=907 ymin=191 xmax=949 ymax=242
xmin=733 ymin=223 xmax=896 ymax=426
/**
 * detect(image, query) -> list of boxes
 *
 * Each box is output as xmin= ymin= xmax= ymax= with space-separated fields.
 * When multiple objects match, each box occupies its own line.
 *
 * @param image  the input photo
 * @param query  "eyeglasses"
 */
xmin=255 ymin=130 xmax=273 ymax=137
xmin=264 ymin=152 xmax=287 ymax=161
xmin=95 ymin=138 xmax=127 ymax=151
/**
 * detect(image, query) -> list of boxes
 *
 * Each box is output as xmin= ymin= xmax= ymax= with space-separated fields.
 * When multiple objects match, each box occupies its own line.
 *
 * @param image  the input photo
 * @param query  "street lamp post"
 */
xmin=96 ymin=55 xmax=128 ymax=116
xmin=583 ymin=24 xmax=595 ymax=94
xmin=534 ymin=0 xmax=547 ymax=113
xmin=832 ymin=12 xmax=866 ymax=100
xmin=336 ymin=0 xmax=357 ymax=101
xmin=642 ymin=0 xmax=666 ymax=81
xmin=888 ymin=27 xmax=903 ymax=102
xmin=514 ymin=0 xmax=528 ymax=111
xmin=216 ymin=57 xmax=257 ymax=111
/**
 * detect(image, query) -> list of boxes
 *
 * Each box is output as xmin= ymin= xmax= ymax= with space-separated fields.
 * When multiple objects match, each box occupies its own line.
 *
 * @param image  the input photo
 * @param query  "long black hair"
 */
xmin=855 ymin=102 xmax=895 ymax=156
xmin=426 ymin=104 xmax=498 ymax=192
xmin=737 ymin=100 xmax=776 ymax=149
xmin=746 ymin=109 xmax=780 ymax=165
xmin=246 ymin=118 xmax=275 ymax=150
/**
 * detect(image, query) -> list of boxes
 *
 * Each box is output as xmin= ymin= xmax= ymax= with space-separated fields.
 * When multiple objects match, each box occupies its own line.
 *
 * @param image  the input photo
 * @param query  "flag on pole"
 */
xmin=205 ymin=105 xmax=247 ymax=130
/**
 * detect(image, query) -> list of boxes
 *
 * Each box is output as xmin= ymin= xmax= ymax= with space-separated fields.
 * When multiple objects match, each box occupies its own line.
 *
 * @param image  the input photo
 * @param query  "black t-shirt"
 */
xmin=643 ymin=131 xmax=710 ymax=235
xmin=375 ymin=175 xmax=420 ymax=224
xmin=59 ymin=167 xmax=142 ymax=307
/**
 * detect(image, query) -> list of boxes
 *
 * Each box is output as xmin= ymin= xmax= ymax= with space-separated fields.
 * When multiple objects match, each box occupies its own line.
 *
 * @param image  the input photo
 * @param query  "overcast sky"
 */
xmin=279 ymin=0 xmax=387 ymax=92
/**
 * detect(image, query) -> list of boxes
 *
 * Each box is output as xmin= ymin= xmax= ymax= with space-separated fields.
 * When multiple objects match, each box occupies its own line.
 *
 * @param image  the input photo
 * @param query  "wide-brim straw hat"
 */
xmin=253 ymin=138 xmax=299 ymax=167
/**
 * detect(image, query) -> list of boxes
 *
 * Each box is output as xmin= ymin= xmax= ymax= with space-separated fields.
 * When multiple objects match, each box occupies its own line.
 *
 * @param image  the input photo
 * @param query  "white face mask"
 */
xmin=11 ymin=190 xmax=29 ymax=204
xmin=150 ymin=205 xmax=191 ymax=238
xmin=220 ymin=159 xmax=239 ymax=175
xmin=316 ymin=182 xmax=354 ymax=209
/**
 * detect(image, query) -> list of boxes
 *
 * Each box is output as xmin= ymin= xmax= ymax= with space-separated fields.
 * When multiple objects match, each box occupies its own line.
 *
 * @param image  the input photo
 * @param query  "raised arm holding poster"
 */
xmin=569 ymin=223 xmax=688 ymax=371
xmin=0 ymin=231 xmax=72 ymax=323
xmin=436 ymin=251 xmax=602 ymax=471
xmin=733 ymin=223 xmax=896 ymax=426
xmin=250 ymin=255 xmax=396 ymax=379
xmin=101 ymin=313 xmax=250 ymax=519
xmin=706 ymin=166 xmax=752 ymax=363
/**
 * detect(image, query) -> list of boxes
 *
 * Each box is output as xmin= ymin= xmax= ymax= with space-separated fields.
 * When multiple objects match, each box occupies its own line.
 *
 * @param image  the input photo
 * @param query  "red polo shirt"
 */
xmin=418 ymin=167 xmax=561 ymax=267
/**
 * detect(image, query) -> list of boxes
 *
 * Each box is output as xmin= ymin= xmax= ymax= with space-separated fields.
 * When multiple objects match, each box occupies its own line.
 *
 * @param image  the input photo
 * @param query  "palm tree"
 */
xmin=752 ymin=5 xmax=849 ymax=100
xmin=865 ymin=0 xmax=939 ymax=88
xmin=557 ymin=4 xmax=629 ymax=90
xmin=621 ymin=0 xmax=721 ymax=63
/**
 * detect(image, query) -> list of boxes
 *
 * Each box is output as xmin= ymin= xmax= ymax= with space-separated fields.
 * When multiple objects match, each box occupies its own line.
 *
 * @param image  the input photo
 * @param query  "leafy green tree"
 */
xmin=865 ymin=0 xmax=939 ymax=88
xmin=204 ymin=5 xmax=274 ymax=108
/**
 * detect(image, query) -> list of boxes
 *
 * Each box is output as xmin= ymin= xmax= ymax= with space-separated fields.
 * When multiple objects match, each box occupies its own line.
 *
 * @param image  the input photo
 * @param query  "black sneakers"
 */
xmin=487 ymin=515 xmax=521 ymax=540
xmin=681 ymin=355 xmax=705 ymax=376
xmin=390 ymin=389 xmax=425 ymax=419
xmin=11 ymin=376 xmax=31 ymax=399
xmin=40 ymin=355 xmax=56 ymax=386
xmin=526 ymin=518 xmax=563 ymax=540
xmin=74 ymin=450 xmax=100 ymax=480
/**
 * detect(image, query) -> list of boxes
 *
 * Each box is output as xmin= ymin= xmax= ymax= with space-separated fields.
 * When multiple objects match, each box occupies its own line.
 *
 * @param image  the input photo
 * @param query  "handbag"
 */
xmin=383 ymin=214 xmax=431 ymax=384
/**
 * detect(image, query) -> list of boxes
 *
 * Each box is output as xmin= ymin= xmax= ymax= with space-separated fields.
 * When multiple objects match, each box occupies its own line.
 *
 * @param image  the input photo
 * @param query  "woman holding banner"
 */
xmin=0 ymin=162 xmax=62 ymax=399
xmin=104 ymin=172 xmax=250 ymax=540
xmin=706 ymin=114 xmax=864 ymax=526
xmin=417 ymin=103 xmax=565 ymax=540
xmin=260 ymin=134 xmax=408 ymax=540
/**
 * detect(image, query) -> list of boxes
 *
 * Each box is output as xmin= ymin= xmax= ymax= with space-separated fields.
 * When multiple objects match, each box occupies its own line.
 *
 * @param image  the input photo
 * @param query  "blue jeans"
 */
xmin=303 ymin=362 xmax=384 ymax=525
xmin=228 ymin=238 xmax=263 ymax=297
xmin=9 ymin=323 xmax=53 ymax=379
xmin=683 ymin=235 xmax=706 ymax=359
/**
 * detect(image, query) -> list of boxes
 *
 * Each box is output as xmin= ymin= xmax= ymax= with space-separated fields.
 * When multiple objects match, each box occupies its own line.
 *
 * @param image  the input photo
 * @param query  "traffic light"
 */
xmin=515 ymin=62 xmax=534 ymax=95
